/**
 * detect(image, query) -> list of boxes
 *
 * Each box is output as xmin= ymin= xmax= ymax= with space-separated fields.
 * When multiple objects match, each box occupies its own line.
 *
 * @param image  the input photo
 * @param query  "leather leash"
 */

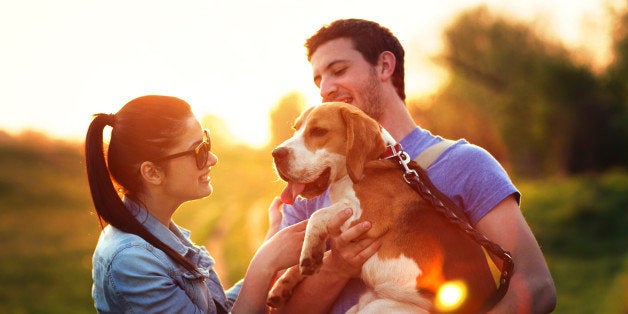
xmin=381 ymin=142 xmax=514 ymax=311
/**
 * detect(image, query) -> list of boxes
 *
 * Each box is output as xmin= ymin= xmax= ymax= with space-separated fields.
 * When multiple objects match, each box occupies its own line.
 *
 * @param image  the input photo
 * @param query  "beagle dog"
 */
xmin=269 ymin=102 xmax=497 ymax=313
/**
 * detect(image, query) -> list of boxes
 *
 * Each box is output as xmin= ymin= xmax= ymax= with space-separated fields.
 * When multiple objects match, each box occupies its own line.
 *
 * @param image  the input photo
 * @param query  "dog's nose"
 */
xmin=272 ymin=147 xmax=289 ymax=161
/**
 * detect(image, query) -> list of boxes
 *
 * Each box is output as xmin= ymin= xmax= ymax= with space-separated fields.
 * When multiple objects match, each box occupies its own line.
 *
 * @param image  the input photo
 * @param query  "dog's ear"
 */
xmin=341 ymin=107 xmax=385 ymax=183
xmin=293 ymin=106 xmax=315 ymax=131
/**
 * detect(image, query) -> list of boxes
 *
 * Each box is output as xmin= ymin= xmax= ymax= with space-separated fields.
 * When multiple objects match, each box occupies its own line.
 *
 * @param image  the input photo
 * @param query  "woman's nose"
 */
xmin=207 ymin=152 xmax=218 ymax=167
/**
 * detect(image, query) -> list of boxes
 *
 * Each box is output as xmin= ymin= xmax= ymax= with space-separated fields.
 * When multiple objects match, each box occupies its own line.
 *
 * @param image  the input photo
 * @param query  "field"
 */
xmin=0 ymin=135 xmax=626 ymax=313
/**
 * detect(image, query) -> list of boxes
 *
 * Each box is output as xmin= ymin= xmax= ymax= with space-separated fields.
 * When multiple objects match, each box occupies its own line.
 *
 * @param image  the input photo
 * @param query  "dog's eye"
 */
xmin=310 ymin=127 xmax=328 ymax=137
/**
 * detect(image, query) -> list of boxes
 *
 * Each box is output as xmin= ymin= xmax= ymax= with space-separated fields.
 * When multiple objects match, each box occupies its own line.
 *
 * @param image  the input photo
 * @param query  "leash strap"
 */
xmin=382 ymin=141 xmax=513 ymax=311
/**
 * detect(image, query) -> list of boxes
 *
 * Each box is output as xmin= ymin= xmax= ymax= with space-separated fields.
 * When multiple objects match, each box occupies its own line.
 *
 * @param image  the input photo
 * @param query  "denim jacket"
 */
xmin=92 ymin=197 xmax=239 ymax=313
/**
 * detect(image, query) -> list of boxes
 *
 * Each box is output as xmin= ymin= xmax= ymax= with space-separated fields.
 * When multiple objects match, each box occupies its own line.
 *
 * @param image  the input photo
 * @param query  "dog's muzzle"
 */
xmin=272 ymin=147 xmax=291 ymax=179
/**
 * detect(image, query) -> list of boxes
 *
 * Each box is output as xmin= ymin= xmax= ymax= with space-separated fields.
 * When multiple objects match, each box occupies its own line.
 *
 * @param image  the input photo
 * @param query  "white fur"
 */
xmin=345 ymin=255 xmax=432 ymax=313
xmin=362 ymin=254 xmax=422 ymax=291
xmin=329 ymin=176 xmax=363 ymax=231
xmin=348 ymin=292 xmax=430 ymax=314
xmin=276 ymin=130 xmax=346 ymax=183
xmin=299 ymin=181 xmax=360 ymax=273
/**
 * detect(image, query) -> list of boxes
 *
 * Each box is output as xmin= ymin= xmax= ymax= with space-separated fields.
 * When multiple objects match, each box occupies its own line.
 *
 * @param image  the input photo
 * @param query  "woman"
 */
xmin=85 ymin=95 xmax=305 ymax=313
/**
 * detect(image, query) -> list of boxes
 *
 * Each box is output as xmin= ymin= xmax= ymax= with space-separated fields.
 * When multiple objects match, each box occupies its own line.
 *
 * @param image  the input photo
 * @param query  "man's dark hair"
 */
xmin=305 ymin=18 xmax=406 ymax=100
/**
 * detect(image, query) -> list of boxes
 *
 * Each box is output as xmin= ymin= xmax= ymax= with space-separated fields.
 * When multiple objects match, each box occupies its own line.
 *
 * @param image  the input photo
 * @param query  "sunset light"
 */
xmin=435 ymin=280 xmax=468 ymax=312
xmin=0 ymin=0 xmax=614 ymax=147
xmin=2 ymin=2 xmax=626 ymax=312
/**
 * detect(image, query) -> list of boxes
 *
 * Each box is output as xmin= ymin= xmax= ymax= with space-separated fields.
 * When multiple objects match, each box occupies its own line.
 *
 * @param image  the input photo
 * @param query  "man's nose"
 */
xmin=319 ymin=77 xmax=337 ymax=102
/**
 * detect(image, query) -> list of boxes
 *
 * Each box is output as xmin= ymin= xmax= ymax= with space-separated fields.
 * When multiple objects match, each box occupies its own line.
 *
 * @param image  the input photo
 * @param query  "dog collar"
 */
xmin=380 ymin=143 xmax=418 ymax=184
xmin=380 ymin=143 xmax=404 ymax=160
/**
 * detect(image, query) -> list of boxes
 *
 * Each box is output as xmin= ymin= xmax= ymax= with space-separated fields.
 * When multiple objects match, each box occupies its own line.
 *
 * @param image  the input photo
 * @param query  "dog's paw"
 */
xmin=267 ymin=276 xmax=300 ymax=308
xmin=300 ymin=250 xmax=324 ymax=275
xmin=267 ymin=287 xmax=292 ymax=308
xmin=267 ymin=265 xmax=304 ymax=308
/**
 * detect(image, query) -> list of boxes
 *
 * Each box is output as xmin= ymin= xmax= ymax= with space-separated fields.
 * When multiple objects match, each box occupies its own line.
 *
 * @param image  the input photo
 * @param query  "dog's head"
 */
xmin=272 ymin=102 xmax=386 ymax=204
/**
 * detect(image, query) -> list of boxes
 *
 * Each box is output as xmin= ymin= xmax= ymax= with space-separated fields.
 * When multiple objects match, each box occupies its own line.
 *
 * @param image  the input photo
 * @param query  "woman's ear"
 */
xmin=378 ymin=51 xmax=396 ymax=81
xmin=140 ymin=161 xmax=164 ymax=186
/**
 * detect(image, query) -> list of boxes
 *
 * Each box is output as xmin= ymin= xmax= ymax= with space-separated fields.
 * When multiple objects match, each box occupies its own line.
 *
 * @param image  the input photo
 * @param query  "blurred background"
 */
xmin=1 ymin=0 xmax=627 ymax=313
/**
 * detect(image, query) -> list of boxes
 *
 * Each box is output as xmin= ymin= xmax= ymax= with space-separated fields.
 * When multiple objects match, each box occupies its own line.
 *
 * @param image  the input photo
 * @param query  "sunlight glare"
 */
xmin=0 ymin=0 xmax=614 ymax=146
xmin=435 ymin=280 xmax=468 ymax=312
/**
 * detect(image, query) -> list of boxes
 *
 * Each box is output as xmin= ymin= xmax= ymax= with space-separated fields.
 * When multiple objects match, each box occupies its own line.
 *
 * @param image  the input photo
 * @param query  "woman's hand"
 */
xmin=232 ymin=217 xmax=306 ymax=314
xmin=264 ymin=197 xmax=283 ymax=241
xmin=258 ymin=219 xmax=307 ymax=271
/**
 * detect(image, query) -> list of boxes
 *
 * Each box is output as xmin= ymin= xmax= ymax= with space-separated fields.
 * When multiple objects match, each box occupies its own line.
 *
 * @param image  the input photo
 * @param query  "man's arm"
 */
xmin=477 ymin=195 xmax=557 ymax=313
xmin=273 ymin=208 xmax=381 ymax=314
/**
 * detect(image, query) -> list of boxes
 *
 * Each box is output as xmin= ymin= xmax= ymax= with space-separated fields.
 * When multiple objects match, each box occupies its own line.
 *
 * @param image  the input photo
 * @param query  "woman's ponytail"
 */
xmin=85 ymin=113 xmax=120 ymax=229
xmin=85 ymin=109 xmax=199 ymax=274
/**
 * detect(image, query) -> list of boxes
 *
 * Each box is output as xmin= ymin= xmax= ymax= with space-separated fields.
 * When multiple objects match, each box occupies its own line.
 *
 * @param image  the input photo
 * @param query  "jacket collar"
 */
xmin=123 ymin=196 xmax=215 ymax=269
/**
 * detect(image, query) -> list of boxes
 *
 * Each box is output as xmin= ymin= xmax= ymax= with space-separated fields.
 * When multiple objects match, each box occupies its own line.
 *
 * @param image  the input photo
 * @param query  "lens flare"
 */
xmin=435 ymin=280 xmax=468 ymax=312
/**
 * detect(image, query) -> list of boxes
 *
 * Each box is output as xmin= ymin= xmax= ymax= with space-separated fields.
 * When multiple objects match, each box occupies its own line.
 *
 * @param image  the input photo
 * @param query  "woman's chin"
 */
xmin=196 ymin=183 xmax=213 ymax=199
xmin=203 ymin=185 xmax=213 ymax=197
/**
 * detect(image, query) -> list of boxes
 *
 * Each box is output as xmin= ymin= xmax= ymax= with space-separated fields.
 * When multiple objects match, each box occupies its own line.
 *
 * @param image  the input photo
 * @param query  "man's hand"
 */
xmin=325 ymin=208 xmax=381 ymax=279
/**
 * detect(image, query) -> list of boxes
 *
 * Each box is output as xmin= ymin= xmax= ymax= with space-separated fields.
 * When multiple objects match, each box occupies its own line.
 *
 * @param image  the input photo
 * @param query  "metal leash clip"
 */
xmin=396 ymin=150 xmax=418 ymax=184
xmin=380 ymin=141 xmax=418 ymax=184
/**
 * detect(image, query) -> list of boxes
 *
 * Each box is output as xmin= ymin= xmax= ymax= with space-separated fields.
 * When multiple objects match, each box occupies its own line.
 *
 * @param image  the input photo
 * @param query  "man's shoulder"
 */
xmin=423 ymin=140 xmax=510 ymax=190
xmin=443 ymin=140 xmax=503 ymax=170
xmin=446 ymin=139 xmax=492 ymax=157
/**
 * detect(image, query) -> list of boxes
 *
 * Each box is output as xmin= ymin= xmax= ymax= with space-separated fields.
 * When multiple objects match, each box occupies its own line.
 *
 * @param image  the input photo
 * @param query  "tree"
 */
xmin=267 ymin=91 xmax=307 ymax=148
xmin=435 ymin=6 xmax=605 ymax=177
xmin=601 ymin=3 xmax=628 ymax=169
xmin=408 ymin=95 xmax=510 ymax=169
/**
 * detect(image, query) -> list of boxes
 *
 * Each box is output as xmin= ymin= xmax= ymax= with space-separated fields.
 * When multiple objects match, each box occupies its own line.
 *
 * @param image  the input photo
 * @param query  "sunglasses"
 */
xmin=151 ymin=129 xmax=211 ymax=169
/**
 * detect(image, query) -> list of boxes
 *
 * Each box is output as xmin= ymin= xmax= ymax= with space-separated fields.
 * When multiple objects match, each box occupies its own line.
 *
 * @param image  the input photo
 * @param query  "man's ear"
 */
xmin=139 ymin=161 xmax=164 ymax=186
xmin=378 ymin=51 xmax=396 ymax=81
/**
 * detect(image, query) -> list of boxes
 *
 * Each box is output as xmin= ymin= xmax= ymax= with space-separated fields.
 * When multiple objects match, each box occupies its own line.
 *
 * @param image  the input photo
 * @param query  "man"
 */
xmin=275 ymin=19 xmax=556 ymax=313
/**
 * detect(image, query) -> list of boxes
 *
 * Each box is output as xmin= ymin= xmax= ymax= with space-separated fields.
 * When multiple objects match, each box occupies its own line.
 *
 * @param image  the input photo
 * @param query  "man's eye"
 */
xmin=334 ymin=68 xmax=346 ymax=76
xmin=310 ymin=127 xmax=328 ymax=137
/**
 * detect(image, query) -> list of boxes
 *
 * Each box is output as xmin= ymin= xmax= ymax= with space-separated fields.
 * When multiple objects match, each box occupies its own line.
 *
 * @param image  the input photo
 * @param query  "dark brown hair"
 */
xmin=85 ymin=95 xmax=198 ymax=273
xmin=305 ymin=18 xmax=406 ymax=100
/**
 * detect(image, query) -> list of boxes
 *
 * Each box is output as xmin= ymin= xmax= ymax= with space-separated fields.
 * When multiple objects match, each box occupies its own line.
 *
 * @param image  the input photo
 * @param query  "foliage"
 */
xmin=518 ymin=170 xmax=628 ymax=313
xmin=0 ymin=132 xmax=97 ymax=313
xmin=601 ymin=4 xmax=628 ymax=170
xmin=1 ymin=128 xmax=626 ymax=314
xmin=415 ymin=5 xmax=628 ymax=178
xmin=267 ymin=91 xmax=307 ymax=148
xmin=3 ymin=4 xmax=628 ymax=313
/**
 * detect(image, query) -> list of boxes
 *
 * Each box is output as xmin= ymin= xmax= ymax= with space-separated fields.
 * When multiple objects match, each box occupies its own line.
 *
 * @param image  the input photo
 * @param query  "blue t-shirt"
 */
xmin=279 ymin=126 xmax=519 ymax=313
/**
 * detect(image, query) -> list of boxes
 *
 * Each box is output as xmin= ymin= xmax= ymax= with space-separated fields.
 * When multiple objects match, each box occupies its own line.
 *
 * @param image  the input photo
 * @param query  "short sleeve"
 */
xmin=428 ymin=142 xmax=520 ymax=225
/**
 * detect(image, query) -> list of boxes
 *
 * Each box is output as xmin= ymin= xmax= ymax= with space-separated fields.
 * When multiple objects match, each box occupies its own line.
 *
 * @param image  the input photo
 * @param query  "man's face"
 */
xmin=310 ymin=38 xmax=384 ymax=121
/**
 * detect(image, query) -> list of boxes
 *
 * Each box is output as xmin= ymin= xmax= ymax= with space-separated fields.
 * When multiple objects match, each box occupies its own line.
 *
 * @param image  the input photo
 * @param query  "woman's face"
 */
xmin=160 ymin=116 xmax=217 ymax=204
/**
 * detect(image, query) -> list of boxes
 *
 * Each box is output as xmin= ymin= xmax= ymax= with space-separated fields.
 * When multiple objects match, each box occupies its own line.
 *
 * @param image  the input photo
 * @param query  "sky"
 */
xmin=0 ymin=0 xmax=620 ymax=147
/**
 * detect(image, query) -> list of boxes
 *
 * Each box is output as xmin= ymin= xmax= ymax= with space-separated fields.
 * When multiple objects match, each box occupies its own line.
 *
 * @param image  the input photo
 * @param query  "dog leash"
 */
xmin=381 ymin=142 xmax=514 ymax=311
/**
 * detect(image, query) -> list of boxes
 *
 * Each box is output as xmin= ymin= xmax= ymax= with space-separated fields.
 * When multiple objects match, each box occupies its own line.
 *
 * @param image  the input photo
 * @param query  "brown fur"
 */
xmin=268 ymin=102 xmax=496 ymax=313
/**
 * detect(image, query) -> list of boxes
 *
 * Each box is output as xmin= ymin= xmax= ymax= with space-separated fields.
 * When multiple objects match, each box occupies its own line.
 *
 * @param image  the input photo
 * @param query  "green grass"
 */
xmin=0 ymin=139 xmax=97 ymax=314
xmin=0 ymin=133 xmax=626 ymax=313
xmin=518 ymin=171 xmax=628 ymax=313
